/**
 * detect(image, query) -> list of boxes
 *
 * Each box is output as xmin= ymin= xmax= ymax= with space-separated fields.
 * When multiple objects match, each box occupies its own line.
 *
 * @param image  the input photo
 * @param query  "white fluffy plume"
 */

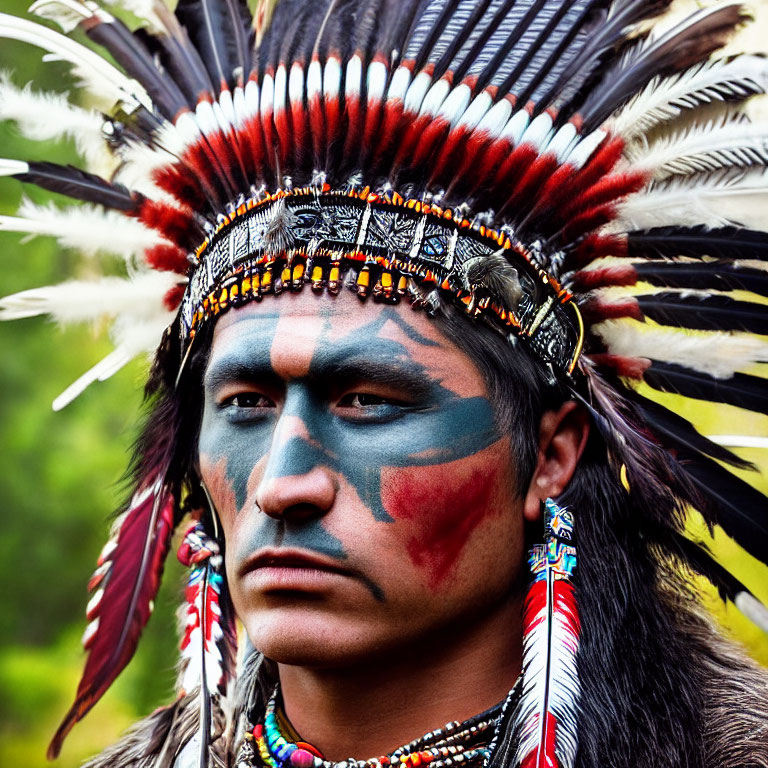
xmin=0 ymin=199 xmax=164 ymax=259
xmin=612 ymin=169 xmax=768 ymax=232
xmin=0 ymin=271 xmax=179 ymax=324
xmin=628 ymin=116 xmax=768 ymax=180
xmin=593 ymin=318 xmax=768 ymax=378
xmin=0 ymin=74 xmax=107 ymax=166
xmin=611 ymin=55 xmax=768 ymax=140
xmin=0 ymin=12 xmax=151 ymax=111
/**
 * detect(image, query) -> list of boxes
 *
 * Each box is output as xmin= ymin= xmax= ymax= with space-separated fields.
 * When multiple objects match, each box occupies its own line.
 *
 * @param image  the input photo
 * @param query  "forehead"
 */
xmin=207 ymin=290 xmax=486 ymax=393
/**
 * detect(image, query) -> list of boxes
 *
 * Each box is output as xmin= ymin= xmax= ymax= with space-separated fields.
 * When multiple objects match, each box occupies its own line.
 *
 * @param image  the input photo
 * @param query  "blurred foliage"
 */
xmin=0 ymin=1 xmax=766 ymax=767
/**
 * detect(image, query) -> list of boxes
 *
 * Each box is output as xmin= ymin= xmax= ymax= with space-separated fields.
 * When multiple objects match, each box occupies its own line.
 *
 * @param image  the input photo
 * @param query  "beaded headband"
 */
xmin=183 ymin=187 xmax=583 ymax=374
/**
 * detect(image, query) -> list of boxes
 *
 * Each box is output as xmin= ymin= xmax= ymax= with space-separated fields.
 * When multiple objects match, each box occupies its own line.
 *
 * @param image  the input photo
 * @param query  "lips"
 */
xmin=239 ymin=549 xmax=351 ymax=577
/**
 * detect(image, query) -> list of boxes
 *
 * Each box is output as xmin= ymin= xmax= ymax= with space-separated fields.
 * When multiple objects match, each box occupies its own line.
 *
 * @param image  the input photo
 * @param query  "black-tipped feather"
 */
xmin=637 ymin=292 xmax=768 ymax=335
xmin=13 ymin=162 xmax=138 ymax=211
xmin=83 ymin=14 xmax=190 ymax=119
xmin=643 ymin=362 xmax=768 ymax=416
xmin=671 ymin=531 xmax=762 ymax=608
xmin=176 ymin=0 xmax=238 ymax=89
xmin=632 ymin=260 xmax=768 ymax=297
xmin=580 ymin=3 xmax=750 ymax=132
xmin=627 ymin=226 xmax=768 ymax=261
xmin=682 ymin=454 xmax=768 ymax=565
xmin=633 ymin=391 xmax=753 ymax=467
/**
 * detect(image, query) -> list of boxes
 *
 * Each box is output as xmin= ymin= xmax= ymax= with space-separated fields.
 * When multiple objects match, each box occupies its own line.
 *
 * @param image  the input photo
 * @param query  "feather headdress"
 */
xmin=0 ymin=0 xmax=767 ymax=763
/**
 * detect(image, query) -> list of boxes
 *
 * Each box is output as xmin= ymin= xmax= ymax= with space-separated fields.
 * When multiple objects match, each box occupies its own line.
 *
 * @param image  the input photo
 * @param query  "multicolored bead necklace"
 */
xmin=236 ymin=684 xmax=520 ymax=768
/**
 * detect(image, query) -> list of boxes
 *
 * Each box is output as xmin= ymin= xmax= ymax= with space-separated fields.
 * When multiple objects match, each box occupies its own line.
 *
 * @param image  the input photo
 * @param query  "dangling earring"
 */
xmin=511 ymin=498 xmax=581 ymax=768
xmin=176 ymin=503 xmax=237 ymax=766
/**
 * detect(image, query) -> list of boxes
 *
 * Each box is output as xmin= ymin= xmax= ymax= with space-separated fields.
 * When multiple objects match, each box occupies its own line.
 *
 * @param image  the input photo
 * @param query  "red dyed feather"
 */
xmin=48 ymin=482 xmax=175 ymax=759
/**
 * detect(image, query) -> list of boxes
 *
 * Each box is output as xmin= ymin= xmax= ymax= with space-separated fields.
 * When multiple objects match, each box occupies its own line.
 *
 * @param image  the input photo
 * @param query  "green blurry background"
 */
xmin=0 ymin=1 xmax=766 ymax=766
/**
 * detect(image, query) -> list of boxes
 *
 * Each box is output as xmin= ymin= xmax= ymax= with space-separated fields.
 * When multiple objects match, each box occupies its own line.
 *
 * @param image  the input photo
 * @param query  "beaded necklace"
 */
xmin=236 ymin=682 xmax=521 ymax=768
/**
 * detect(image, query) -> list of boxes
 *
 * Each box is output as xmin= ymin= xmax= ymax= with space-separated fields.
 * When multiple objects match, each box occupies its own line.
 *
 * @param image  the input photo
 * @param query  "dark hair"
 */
xmin=135 ymin=293 xmax=756 ymax=768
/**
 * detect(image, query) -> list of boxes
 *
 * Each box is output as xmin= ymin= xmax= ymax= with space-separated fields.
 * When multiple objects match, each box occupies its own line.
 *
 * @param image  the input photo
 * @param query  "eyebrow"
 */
xmin=203 ymin=353 xmax=436 ymax=399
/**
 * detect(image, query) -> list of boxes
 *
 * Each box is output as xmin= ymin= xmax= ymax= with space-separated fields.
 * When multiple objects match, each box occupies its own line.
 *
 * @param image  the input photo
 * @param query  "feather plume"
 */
xmin=0 ymin=272 xmax=179 ymax=325
xmin=613 ymin=169 xmax=768 ymax=232
xmin=626 ymin=225 xmax=768 ymax=261
xmin=0 ymin=73 xmax=108 ymax=167
xmin=7 ymin=159 xmax=138 ymax=211
xmin=635 ymin=290 xmax=768 ymax=335
xmin=610 ymin=55 xmax=768 ymax=139
xmin=580 ymin=2 xmax=751 ymax=132
xmin=593 ymin=318 xmax=768 ymax=379
xmin=628 ymin=115 xmax=768 ymax=180
xmin=49 ymin=305 xmax=175 ymax=410
xmin=0 ymin=199 xmax=164 ymax=259
xmin=0 ymin=11 xmax=152 ymax=111
xmin=631 ymin=259 xmax=768 ymax=297
xmin=176 ymin=521 xmax=236 ymax=766
xmin=644 ymin=362 xmax=768 ymax=416
xmin=48 ymin=482 xmax=176 ymax=758
xmin=512 ymin=499 xmax=580 ymax=768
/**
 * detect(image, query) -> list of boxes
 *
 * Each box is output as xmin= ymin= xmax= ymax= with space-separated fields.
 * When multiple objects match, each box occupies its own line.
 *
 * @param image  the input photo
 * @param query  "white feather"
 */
xmin=0 ymin=271 xmax=178 ymax=324
xmin=709 ymin=435 xmax=768 ymax=449
xmin=612 ymin=169 xmax=768 ymax=232
xmin=0 ymin=199 xmax=164 ymax=259
xmin=0 ymin=158 xmax=30 ymax=176
xmin=101 ymin=0 xmax=165 ymax=35
xmin=593 ymin=318 xmax=768 ymax=378
xmin=0 ymin=73 xmax=107 ymax=167
xmin=0 ymin=12 xmax=151 ymax=111
xmin=611 ymin=55 xmax=768 ymax=140
xmin=52 ymin=309 xmax=174 ymax=409
xmin=29 ymin=0 xmax=97 ymax=33
xmin=628 ymin=116 xmax=768 ymax=180
xmin=114 ymin=139 xmax=179 ymax=203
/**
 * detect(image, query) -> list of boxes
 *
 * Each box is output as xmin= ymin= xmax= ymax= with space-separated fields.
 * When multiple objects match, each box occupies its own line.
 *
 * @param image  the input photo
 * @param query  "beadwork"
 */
xmin=235 ymin=684 xmax=521 ymax=768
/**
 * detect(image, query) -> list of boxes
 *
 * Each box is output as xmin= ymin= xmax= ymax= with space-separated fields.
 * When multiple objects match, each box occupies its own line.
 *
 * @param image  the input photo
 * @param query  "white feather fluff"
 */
xmin=0 ymin=199 xmax=165 ymax=259
xmin=611 ymin=55 xmax=768 ymax=140
xmin=52 ymin=309 xmax=175 ymax=409
xmin=627 ymin=116 xmax=768 ymax=180
xmin=0 ymin=271 xmax=179 ymax=324
xmin=101 ymin=0 xmax=166 ymax=34
xmin=0 ymin=12 xmax=151 ymax=111
xmin=29 ymin=0 xmax=95 ymax=34
xmin=0 ymin=73 xmax=107 ymax=167
xmin=593 ymin=318 xmax=768 ymax=378
xmin=612 ymin=169 xmax=768 ymax=232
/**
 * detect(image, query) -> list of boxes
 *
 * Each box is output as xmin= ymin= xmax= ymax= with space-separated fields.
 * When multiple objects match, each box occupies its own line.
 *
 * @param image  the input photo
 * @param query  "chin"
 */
xmin=243 ymin=606 xmax=385 ymax=667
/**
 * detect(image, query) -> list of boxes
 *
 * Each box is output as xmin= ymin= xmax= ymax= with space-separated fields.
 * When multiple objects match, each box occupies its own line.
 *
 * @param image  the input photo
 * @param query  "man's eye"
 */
xmin=224 ymin=393 xmax=274 ymax=409
xmin=338 ymin=393 xmax=393 ymax=409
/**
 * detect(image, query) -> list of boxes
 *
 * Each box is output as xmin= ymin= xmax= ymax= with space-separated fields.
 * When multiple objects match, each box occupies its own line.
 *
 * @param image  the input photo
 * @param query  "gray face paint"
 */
xmin=198 ymin=306 xmax=499 ymax=589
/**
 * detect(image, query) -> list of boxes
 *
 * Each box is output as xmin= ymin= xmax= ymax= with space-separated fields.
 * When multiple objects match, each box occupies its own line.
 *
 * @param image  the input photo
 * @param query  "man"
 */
xmin=0 ymin=0 xmax=767 ymax=766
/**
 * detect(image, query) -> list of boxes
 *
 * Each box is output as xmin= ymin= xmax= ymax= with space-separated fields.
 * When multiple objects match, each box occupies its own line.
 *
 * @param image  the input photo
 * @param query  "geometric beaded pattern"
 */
xmin=235 ymin=686 xmax=509 ymax=768
xmin=181 ymin=187 xmax=583 ymax=374
xmin=528 ymin=499 xmax=577 ymax=582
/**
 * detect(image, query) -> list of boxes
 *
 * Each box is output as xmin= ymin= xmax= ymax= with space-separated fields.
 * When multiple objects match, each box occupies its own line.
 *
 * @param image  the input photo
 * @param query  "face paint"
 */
xmin=200 ymin=301 xmax=504 ymax=596
xmin=380 ymin=457 xmax=503 ymax=589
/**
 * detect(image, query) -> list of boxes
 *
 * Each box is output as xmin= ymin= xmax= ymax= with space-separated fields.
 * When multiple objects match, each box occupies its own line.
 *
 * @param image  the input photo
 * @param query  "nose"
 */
xmin=255 ymin=412 xmax=337 ymax=520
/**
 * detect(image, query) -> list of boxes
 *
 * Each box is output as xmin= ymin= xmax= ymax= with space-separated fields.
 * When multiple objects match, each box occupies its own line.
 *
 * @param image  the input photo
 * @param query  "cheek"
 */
xmin=199 ymin=454 xmax=238 ymax=529
xmin=380 ymin=444 xmax=511 ymax=591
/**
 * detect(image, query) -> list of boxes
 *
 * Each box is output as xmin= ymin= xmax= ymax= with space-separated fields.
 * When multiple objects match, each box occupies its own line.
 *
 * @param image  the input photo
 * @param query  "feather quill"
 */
xmin=593 ymin=318 xmax=768 ymax=379
xmin=613 ymin=169 xmax=768 ymax=232
xmin=0 ymin=199 xmax=164 ymax=259
xmin=0 ymin=11 xmax=152 ymax=111
xmin=0 ymin=272 xmax=179 ymax=325
xmin=628 ymin=116 xmax=768 ymax=180
xmin=48 ymin=482 xmax=176 ymax=758
xmin=610 ymin=55 xmax=768 ymax=139
xmin=512 ymin=499 xmax=580 ymax=768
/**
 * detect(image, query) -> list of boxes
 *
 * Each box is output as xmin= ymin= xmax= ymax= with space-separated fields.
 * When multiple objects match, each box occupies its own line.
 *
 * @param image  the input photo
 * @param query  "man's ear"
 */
xmin=523 ymin=400 xmax=590 ymax=523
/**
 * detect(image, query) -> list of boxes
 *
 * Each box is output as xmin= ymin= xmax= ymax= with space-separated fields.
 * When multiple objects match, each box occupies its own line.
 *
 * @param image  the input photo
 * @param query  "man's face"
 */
xmin=198 ymin=290 xmax=526 ymax=666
